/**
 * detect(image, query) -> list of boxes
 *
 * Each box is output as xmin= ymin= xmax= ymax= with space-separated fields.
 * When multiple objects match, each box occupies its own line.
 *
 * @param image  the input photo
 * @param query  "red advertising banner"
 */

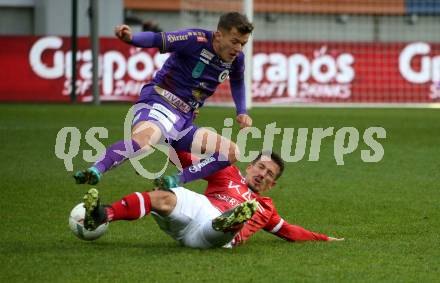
xmin=0 ymin=36 xmax=167 ymax=102
xmin=216 ymin=41 xmax=440 ymax=103
xmin=0 ymin=36 xmax=439 ymax=104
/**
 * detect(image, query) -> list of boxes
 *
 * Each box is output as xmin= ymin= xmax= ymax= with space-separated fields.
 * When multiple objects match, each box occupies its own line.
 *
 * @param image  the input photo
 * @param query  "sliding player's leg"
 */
xmin=82 ymin=187 xmax=256 ymax=249
xmin=82 ymin=188 xmax=176 ymax=231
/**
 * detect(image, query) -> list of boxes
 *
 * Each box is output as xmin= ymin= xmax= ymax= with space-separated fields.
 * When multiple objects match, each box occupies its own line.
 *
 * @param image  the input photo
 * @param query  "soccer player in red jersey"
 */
xmin=82 ymin=151 xmax=343 ymax=248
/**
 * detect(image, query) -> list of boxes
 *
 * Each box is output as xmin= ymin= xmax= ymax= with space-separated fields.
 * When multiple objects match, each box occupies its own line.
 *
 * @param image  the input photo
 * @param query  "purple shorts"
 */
xmin=132 ymin=84 xmax=197 ymax=152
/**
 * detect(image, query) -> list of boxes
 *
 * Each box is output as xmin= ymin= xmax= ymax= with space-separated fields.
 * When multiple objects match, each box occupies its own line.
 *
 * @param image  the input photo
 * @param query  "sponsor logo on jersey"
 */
xmin=167 ymin=34 xmax=189 ymax=43
xmin=221 ymin=62 xmax=232 ymax=68
xmin=201 ymin=49 xmax=215 ymax=60
xmin=227 ymin=181 xmax=265 ymax=212
xmin=199 ymin=57 xmax=210 ymax=65
xmin=188 ymin=31 xmax=206 ymax=37
xmin=214 ymin=193 xmax=239 ymax=206
xmin=187 ymin=31 xmax=207 ymax=42
xmin=188 ymin=156 xmax=216 ymax=173
xmin=195 ymin=49 xmax=215 ymax=71
xmin=192 ymin=49 xmax=216 ymax=78
xmin=191 ymin=89 xmax=209 ymax=102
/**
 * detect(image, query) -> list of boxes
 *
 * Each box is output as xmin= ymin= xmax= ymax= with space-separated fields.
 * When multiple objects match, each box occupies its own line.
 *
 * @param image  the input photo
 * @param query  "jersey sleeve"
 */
xmin=229 ymin=52 xmax=245 ymax=81
xmin=131 ymin=29 xmax=207 ymax=54
xmin=264 ymin=206 xmax=329 ymax=242
xmin=131 ymin=31 xmax=162 ymax=49
xmin=230 ymin=78 xmax=246 ymax=115
xmin=229 ymin=53 xmax=246 ymax=115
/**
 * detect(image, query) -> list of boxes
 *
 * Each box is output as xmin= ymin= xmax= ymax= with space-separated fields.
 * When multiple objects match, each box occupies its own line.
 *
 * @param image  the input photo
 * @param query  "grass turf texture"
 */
xmin=0 ymin=104 xmax=439 ymax=282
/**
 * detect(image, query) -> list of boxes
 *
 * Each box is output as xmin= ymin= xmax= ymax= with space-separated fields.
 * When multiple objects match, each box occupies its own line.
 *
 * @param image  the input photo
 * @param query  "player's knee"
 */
xmin=158 ymin=193 xmax=176 ymax=213
xmin=131 ymin=122 xmax=161 ymax=149
xmin=150 ymin=190 xmax=176 ymax=215
xmin=131 ymin=134 xmax=147 ymax=149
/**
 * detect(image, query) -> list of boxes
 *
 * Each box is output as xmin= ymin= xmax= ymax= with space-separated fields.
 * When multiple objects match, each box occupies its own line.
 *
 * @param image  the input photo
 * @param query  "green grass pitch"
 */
xmin=0 ymin=104 xmax=439 ymax=282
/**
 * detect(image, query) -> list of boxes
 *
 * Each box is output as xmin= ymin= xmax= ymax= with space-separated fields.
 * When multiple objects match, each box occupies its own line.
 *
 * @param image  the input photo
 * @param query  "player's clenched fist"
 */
xmin=236 ymin=114 xmax=252 ymax=129
xmin=114 ymin=25 xmax=133 ymax=43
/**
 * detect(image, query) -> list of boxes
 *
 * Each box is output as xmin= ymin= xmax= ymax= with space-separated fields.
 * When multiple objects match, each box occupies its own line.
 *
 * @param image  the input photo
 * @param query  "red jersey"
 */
xmin=177 ymin=152 xmax=329 ymax=245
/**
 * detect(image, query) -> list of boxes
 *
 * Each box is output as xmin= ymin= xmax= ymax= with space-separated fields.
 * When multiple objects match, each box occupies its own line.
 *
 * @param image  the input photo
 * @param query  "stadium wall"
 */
xmin=1 ymin=0 xmax=439 ymax=42
xmin=0 ymin=0 xmax=123 ymax=36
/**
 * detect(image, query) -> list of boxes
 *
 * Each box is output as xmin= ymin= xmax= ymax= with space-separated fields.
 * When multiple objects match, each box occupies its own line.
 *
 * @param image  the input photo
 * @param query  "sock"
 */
xmin=178 ymin=153 xmax=231 ymax=183
xmin=106 ymin=192 xmax=151 ymax=221
xmin=93 ymin=139 xmax=141 ymax=174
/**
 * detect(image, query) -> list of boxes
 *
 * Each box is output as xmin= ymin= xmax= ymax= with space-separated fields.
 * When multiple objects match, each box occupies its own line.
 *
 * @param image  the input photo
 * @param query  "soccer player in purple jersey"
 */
xmin=74 ymin=12 xmax=254 ymax=189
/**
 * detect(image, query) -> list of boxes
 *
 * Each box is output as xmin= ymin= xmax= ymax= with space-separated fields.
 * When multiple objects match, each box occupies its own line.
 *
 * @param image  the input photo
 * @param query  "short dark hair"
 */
xmin=252 ymin=151 xmax=285 ymax=180
xmin=217 ymin=12 xmax=254 ymax=34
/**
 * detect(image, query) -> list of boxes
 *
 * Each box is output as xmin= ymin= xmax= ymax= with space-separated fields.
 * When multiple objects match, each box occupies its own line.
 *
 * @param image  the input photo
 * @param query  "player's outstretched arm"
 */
xmin=115 ymin=27 xmax=194 ymax=52
xmin=264 ymin=206 xmax=343 ymax=242
xmin=270 ymin=221 xmax=331 ymax=241
xmin=114 ymin=24 xmax=133 ymax=43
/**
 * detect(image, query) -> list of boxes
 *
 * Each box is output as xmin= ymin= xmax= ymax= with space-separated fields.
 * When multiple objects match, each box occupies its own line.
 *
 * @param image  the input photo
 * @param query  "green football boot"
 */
xmin=83 ymin=188 xmax=108 ymax=231
xmin=212 ymin=200 xmax=258 ymax=232
xmin=74 ymin=167 xmax=102 ymax=185
xmin=153 ymin=175 xmax=180 ymax=191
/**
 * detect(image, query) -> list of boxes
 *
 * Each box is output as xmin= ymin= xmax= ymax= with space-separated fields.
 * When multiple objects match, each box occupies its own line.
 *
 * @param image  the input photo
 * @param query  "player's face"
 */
xmin=245 ymin=159 xmax=280 ymax=193
xmin=214 ymin=27 xmax=250 ymax=63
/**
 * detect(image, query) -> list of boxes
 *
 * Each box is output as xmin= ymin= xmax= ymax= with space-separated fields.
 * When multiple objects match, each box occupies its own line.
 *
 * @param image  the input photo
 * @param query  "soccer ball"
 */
xmin=69 ymin=203 xmax=108 ymax=241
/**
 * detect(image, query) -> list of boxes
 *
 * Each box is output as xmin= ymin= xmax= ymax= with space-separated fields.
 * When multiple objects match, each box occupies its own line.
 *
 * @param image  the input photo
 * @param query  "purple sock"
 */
xmin=178 ymin=153 xmax=231 ymax=183
xmin=93 ymin=140 xmax=141 ymax=174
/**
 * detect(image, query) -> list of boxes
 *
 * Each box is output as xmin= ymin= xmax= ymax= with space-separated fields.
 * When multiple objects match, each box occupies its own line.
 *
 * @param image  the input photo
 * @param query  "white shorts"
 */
xmin=152 ymin=187 xmax=230 ymax=249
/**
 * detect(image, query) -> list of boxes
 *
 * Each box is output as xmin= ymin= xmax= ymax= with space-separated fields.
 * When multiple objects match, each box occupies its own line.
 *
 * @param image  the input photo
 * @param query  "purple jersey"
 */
xmin=133 ymin=29 xmax=245 ymax=111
